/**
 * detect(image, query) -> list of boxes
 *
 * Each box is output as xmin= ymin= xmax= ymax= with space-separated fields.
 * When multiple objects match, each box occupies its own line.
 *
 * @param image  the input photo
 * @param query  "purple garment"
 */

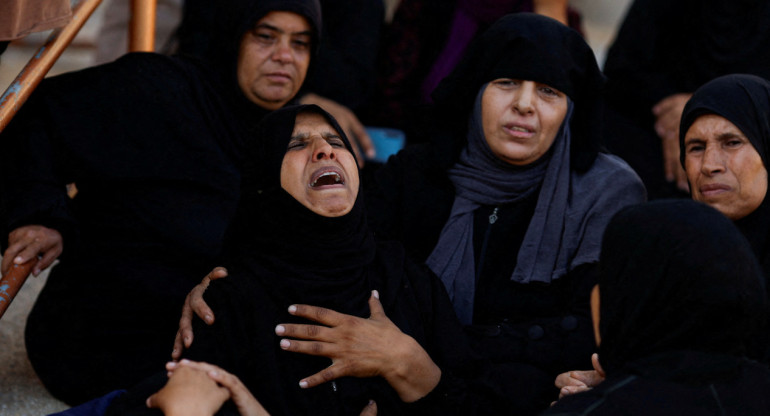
xmin=50 ymin=390 xmax=126 ymax=416
xmin=420 ymin=0 xmax=531 ymax=102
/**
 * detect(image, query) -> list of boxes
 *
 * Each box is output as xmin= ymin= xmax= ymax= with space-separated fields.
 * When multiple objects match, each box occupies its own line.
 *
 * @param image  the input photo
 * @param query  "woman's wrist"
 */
xmin=385 ymin=336 xmax=442 ymax=402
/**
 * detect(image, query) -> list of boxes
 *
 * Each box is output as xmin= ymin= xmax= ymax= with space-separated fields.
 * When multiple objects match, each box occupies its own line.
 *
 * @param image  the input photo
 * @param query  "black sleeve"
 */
xmin=0 ymin=80 xmax=83 ymax=253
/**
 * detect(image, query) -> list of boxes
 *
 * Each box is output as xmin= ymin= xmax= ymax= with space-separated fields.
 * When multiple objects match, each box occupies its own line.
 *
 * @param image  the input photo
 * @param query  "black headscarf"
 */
xmin=424 ymin=14 xmax=633 ymax=323
xmin=679 ymin=74 xmax=770 ymax=281
xmin=430 ymin=13 xmax=605 ymax=171
xmin=217 ymin=105 xmax=398 ymax=413
xmin=200 ymin=0 xmax=323 ymax=132
xmin=598 ymin=200 xmax=766 ymax=375
xmin=226 ymin=104 xmax=377 ymax=312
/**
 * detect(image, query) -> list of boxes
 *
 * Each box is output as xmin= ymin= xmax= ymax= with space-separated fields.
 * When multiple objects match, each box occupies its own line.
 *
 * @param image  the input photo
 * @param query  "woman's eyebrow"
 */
xmin=323 ymin=132 xmax=341 ymax=140
xmin=290 ymin=132 xmax=309 ymax=141
xmin=716 ymin=131 xmax=745 ymax=141
xmin=254 ymin=23 xmax=312 ymax=37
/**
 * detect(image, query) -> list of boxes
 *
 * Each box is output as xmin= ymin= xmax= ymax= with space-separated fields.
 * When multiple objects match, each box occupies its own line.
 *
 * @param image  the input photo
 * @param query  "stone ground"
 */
xmin=0 ymin=1 xmax=632 ymax=414
xmin=0 ymin=262 xmax=68 ymax=415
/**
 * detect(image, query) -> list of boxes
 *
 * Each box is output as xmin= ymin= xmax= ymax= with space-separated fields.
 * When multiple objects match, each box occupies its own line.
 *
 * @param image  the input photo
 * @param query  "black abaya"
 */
xmin=545 ymin=199 xmax=770 ymax=415
xmin=0 ymin=0 xmax=322 ymax=405
xmin=106 ymin=105 xmax=554 ymax=415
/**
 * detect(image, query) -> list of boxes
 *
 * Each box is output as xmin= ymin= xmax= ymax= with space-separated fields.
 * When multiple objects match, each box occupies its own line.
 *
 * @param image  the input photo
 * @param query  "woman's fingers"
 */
xmin=288 ymin=304 xmax=346 ymax=326
xmin=3 ymin=226 xmax=62 ymax=276
xmin=297 ymin=363 xmax=348 ymax=388
xmin=359 ymin=400 xmax=377 ymax=416
xmin=275 ymin=321 xmax=335 ymax=342
xmin=171 ymin=267 xmax=227 ymax=359
xmin=367 ymin=290 xmax=385 ymax=320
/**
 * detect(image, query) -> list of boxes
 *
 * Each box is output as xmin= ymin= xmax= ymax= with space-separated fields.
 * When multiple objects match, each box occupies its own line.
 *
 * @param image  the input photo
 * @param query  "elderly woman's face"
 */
xmin=481 ymin=79 xmax=568 ymax=166
xmin=237 ymin=11 xmax=312 ymax=110
xmin=281 ymin=112 xmax=359 ymax=217
xmin=684 ymin=114 xmax=768 ymax=220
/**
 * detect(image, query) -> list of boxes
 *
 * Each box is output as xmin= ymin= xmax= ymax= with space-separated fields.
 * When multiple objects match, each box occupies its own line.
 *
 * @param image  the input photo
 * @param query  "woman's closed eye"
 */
xmin=326 ymin=137 xmax=345 ymax=148
xmin=287 ymin=139 xmax=306 ymax=150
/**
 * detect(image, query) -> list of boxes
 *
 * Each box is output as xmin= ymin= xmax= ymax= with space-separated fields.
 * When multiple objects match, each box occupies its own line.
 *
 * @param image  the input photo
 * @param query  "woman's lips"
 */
xmin=309 ymin=166 xmax=345 ymax=188
xmin=504 ymin=123 xmax=535 ymax=139
xmin=699 ymin=183 xmax=731 ymax=197
xmin=265 ymin=72 xmax=292 ymax=83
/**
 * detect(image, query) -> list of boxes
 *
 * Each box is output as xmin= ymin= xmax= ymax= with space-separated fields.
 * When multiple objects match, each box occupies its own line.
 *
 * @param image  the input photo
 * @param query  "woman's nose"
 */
xmin=312 ymin=138 xmax=335 ymax=161
xmin=701 ymin=146 xmax=725 ymax=174
xmin=513 ymin=81 xmax=535 ymax=113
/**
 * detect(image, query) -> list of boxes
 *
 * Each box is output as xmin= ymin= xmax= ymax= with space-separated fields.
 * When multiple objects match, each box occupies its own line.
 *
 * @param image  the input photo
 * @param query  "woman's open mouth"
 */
xmin=309 ymin=167 xmax=345 ymax=188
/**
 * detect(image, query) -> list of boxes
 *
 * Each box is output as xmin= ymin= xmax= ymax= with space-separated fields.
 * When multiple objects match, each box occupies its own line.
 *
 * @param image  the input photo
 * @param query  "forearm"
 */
xmin=533 ymin=0 xmax=569 ymax=25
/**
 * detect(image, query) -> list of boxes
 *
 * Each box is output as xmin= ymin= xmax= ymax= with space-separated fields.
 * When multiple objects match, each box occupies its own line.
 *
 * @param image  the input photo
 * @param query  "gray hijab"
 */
xmin=426 ymin=84 xmax=606 ymax=324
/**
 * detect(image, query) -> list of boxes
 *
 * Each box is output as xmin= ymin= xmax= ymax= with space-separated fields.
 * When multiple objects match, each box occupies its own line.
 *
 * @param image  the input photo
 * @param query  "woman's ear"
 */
xmin=590 ymin=284 xmax=600 ymax=346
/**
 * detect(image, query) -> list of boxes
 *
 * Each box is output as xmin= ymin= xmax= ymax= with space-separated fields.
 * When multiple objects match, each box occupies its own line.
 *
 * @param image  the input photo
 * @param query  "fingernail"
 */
xmin=14 ymin=256 xmax=22 ymax=264
xmin=367 ymin=149 xmax=376 ymax=158
xmin=167 ymin=361 xmax=178 ymax=368
xmin=288 ymin=305 xmax=297 ymax=314
xmin=205 ymin=314 xmax=213 ymax=323
xmin=209 ymin=370 xmax=219 ymax=377
xmin=280 ymin=339 xmax=290 ymax=349
xmin=372 ymin=290 xmax=379 ymax=300
xmin=184 ymin=336 xmax=190 ymax=343
xmin=299 ymin=380 xmax=308 ymax=388
xmin=180 ymin=359 xmax=190 ymax=364
xmin=275 ymin=325 xmax=285 ymax=335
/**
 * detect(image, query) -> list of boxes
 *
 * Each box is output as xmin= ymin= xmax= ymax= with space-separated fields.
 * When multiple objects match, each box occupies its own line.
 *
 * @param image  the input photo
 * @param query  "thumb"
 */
xmin=368 ymin=290 xmax=385 ymax=319
xmin=146 ymin=393 xmax=158 ymax=409
xmin=592 ymin=353 xmax=606 ymax=378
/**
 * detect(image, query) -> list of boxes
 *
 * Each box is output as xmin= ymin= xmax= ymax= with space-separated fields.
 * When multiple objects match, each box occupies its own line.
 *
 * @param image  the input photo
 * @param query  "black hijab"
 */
xmin=598 ymin=200 xmax=766 ymax=375
xmin=226 ymin=104 xmax=377 ymax=313
xmin=217 ymin=105 xmax=410 ymax=414
xmin=679 ymin=74 xmax=770 ymax=281
xmin=430 ymin=13 xmax=605 ymax=171
xmin=200 ymin=0 xmax=323 ymax=132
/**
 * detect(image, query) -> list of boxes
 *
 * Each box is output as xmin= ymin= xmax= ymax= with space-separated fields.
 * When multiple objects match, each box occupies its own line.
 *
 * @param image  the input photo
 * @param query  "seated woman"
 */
xmin=545 ymin=199 xmax=770 ymax=415
xmin=680 ymin=74 xmax=770 ymax=282
xmin=104 ymin=104 xmax=550 ymax=415
xmin=363 ymin=12 xmax=645 ymax=391
xmin=177 ymin=14 xmax=647 ymax=404
xmin=555 ymin=73 xmax=770 ymax=398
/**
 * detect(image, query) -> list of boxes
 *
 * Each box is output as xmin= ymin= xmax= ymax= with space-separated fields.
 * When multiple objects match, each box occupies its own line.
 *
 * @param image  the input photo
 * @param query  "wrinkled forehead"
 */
xmin=291 ymin=111 xmax=340 ymax=139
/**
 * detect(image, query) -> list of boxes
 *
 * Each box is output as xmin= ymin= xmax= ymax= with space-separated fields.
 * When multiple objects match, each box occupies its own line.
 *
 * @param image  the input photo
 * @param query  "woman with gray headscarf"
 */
xmin=364 ymin=13 xmax=645 ymax=401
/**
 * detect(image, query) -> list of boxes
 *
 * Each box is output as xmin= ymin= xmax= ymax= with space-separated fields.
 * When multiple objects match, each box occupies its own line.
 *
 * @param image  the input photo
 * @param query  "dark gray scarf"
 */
xmin=427 ymin=84 xmax=606 ymax=324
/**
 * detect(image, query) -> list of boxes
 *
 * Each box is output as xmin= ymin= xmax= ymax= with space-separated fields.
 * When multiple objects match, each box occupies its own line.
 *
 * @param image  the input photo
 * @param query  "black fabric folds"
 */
xmin=544 ymin=199 xmax=770 ymax=415
xmin=679 ymin=74 xmax=770 ymax=284
xmin=106 ymin=105 xmax=555 ymax=415
xmin=0 ymin=0 xmax=323 ymax=405
xmin=430 ymin=13 xmax=605 ymax=171
xmin=598 ymin=199 xmax=766 ymax=375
